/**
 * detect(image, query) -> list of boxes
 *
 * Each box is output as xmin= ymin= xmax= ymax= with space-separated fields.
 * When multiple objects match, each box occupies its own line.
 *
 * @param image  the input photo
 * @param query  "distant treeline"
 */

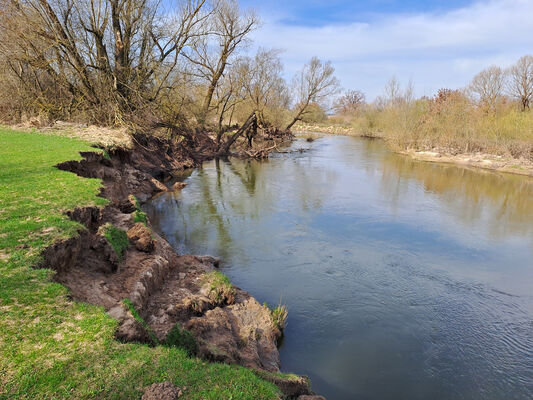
xmin=328 ymin=56 xmax=533 ymax=160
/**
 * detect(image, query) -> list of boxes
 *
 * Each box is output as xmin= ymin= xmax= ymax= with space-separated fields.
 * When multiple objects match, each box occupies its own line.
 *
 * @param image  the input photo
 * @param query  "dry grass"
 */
xmin=4 ymin=123 xmax=133 ymax=149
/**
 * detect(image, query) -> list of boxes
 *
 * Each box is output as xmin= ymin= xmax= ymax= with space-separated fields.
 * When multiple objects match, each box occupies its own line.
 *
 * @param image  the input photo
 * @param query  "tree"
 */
xmin=384 ymin=76 xmax=402 ymax=105
xmin=185 ymin=0 xmax=258 ymax=125
xmin=333 ymin=90 xmax=366 ymax=114
xmin=240 ymin=49 xmax=289 ymax=126
xmin=217 ymin=48 xmax=288 ymax=150
xmin=469 ymin=66 xmax=506 ymax=110
xmin=0 ymin=0 xmax=210 ymax=123
xmin=286 ymin=57 xmax=340 ymax=130
xmin=507 ymin=55 xmax=533 ymax=111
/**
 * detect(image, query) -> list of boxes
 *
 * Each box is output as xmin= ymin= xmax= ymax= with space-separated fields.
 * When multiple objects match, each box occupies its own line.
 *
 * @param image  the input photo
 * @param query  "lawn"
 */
xmin=0 ymin=128 xmax=281 ymax=399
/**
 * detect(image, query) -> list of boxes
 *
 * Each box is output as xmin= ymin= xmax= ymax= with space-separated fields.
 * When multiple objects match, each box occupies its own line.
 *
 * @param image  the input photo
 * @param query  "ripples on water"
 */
xmin=145 ymin=136 xmax=533 ymax=400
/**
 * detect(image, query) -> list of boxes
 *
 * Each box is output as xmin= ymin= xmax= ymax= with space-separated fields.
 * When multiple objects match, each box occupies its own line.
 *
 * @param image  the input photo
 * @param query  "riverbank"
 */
xmin=0 ymin=128 xmax=314 ymax=399
xmin=294 ymin=122 xmax=533 ymax=177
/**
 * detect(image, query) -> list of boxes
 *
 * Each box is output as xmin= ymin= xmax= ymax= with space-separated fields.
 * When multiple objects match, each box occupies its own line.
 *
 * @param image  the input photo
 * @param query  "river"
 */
xmin=145 ymin=135 xmax=533 ymax=400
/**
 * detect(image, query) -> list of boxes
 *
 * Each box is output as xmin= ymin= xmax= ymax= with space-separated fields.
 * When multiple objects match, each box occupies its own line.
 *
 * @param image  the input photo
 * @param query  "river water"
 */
xmin=145 ymin=135 xmax=533 ymax=400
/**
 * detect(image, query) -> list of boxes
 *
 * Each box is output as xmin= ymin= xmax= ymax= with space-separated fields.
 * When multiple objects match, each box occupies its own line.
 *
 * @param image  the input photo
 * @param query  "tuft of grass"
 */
xmin=165 ymin=323 xmax=198 ymax=356
xmin=133 ymin=210 xmax=148 ymax=224
xmin=264 ymin=302 xmax=288 ymax=331
xmin=102 ymin=223 xmax=129 ymax=262
xmin=122 ymin=298 xmax=160 ymax=345
xmin=0 ymin=128 xmax=281 ymax=400
xmin=205 ymin=271 xmax=236 ymax=305
xmin=130 ymin=195 xmax=148 ymax=224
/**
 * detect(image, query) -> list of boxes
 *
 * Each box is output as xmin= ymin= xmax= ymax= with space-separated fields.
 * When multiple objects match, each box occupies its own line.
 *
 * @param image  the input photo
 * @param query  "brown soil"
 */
xmin=38 ymin=132 xmax=313 ymax=398
xmin=142 ymin=381 xmax=183 ymax=400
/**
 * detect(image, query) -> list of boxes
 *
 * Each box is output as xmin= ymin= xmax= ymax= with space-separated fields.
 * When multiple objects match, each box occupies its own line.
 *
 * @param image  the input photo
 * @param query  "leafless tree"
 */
xmin=469 ymin=66 xmax=506 ymax=110
xmin=286 ymin=57 xmax=340 ymax=130
xmin=333 ymin=89 xmax=366 ymax=114
xmin=184 ymin=0 xmax=258 ymax=125
xmin=0 ymin=0 xmax=210 ymax=123
xmin=507 ymin=55 xmax=533 ymax=111
xmin=216 ymin=48 xmax=288 ymax=150
xmin=384 ymin=76 xmax=401 ymax=105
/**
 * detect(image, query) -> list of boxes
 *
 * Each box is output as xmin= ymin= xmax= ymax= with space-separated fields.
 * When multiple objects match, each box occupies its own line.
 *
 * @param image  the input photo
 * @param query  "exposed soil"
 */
xmin=38 ymin=133 xmax=313 ymax=398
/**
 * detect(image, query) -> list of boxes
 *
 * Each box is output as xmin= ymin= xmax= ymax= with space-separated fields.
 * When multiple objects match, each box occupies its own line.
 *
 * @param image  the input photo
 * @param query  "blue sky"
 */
xmin=241 ymin=0 xmax=474 ymax=26
xmin=239 ymin=0 xmax=533 ymax=99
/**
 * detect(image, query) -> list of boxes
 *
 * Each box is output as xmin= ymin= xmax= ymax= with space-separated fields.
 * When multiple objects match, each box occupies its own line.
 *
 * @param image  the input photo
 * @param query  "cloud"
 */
xmin=250 ymin=0 xmax=533 ymax=99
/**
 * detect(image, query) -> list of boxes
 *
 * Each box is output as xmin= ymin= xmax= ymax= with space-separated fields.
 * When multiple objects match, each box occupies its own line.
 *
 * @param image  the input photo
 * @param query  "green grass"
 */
xmin=122 ymin=298 xmax=160 ymax=345
xmin=205 ymin=271 xmax=236 ymax=305
xmin=103 ymin=224 xmax=129 ymax=262
xmin=165 ymin=323 xmax=198 ymax=357
xmin=264 ymin=303 xmax=288 ymax=331
xmin=133 ymin=210 xmax=148 ymax=224
xmin=0 ymin=128 xmax=281 ymax=399
xmin=131 ymin=195 xmax=148 ymax=224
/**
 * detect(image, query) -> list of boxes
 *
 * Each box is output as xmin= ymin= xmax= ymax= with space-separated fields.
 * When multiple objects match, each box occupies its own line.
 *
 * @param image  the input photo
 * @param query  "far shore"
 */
xmin=294 ymin=123 xmax=533 ymax=177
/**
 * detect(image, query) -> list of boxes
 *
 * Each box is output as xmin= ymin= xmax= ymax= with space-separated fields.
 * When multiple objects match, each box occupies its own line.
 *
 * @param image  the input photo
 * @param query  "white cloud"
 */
xmin=250 ymin=0 xmax=533 ymax=99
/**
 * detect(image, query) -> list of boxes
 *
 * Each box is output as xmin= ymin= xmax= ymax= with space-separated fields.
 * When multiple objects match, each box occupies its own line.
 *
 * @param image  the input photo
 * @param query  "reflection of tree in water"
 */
xmin=379 ymin=152 xmax=533 ymax=238
xmin=157 ymin=153 xmax=338 ymax=260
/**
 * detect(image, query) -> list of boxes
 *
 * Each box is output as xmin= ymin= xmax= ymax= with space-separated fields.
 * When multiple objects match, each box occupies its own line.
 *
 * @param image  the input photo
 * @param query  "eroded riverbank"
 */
xmin=40 ymin=133 xmax=316 ymax=398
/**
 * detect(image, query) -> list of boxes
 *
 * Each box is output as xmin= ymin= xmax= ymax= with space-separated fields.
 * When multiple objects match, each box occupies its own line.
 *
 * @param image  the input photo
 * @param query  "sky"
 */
xmin=239 ymin=0 xmax=533 ymax=100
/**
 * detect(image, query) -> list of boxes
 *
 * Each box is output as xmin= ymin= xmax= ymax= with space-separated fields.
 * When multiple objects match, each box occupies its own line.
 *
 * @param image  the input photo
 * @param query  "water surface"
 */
xmin=145 ymin=136 xmax=533 ymax=400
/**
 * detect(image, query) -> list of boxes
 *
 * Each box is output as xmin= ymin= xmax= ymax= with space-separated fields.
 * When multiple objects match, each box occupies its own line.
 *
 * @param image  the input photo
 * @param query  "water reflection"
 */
xmin=145 ymin=136 xmax=533 ymax=400
xmin=379 ymin=150 xmax=533 ymax=238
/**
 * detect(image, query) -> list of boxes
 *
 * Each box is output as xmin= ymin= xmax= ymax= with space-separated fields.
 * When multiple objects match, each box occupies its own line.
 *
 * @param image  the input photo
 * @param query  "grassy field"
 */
xmin=0 ymin=128 xmax=281 ymax=399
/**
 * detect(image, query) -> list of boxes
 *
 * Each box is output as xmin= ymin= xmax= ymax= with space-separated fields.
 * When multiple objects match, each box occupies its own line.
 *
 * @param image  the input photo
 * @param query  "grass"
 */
xmin=165 ymin=323 xmax=198 ymax=357
xmin=0 ymin=128 xmax=282 ymax=399
xmin=122 ymin=298 xmax=160 ymax=345
xmin=264 ymin=303 xmax=288 ymax=332
xmin=205 ymin=271 xmax=236 ymax=305
xmin=103 ymin=224 xmax=129 ymax=262
xmin=131 ymin=195 xmax=148 ymax=224
xmin=133 ymin=210 xmax=148 ymax=224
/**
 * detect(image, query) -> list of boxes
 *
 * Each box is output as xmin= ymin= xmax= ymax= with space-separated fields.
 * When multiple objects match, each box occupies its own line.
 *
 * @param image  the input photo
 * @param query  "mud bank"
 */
xmin=40 ymin=133 xmax=316 ymax=398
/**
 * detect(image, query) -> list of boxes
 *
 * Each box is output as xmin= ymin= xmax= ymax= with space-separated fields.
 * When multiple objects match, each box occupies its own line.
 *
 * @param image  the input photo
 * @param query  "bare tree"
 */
xmin=469 ymin=66 xmax=506 ymax=110
xmin=0 ymin=0 xmax=210 ymax=123
xmin=216 ymin=48 xmax=288 ymax=149
xmin=333 ymin=89 xmax=366 ymax=114
xmin=286 ymin=57 xmax=340 ymax=130
xmin=240 ymin=49 xmax=288 ymax=125
xmin=384 ymin=76 xmax=401 ymax=105
xmin=185 ymin=0 xmax=258 ymax=125
xmin=507 ymin=55 xmax=533 ymax=111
